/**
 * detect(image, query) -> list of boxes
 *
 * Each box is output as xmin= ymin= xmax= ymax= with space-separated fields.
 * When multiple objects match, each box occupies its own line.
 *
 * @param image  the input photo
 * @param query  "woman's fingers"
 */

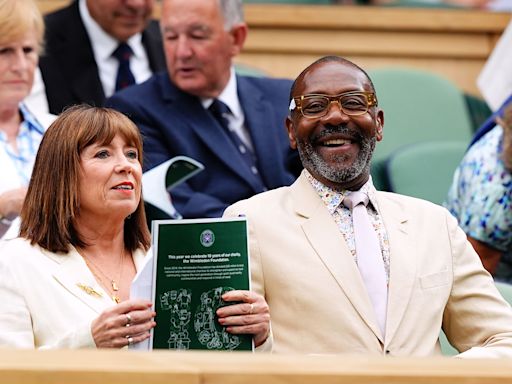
xmin=91 ymin=299 xmax=156 ymax=348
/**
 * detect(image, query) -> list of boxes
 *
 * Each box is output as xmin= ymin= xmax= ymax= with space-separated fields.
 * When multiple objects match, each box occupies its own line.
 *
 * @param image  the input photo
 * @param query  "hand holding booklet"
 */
xmin=130 ymin=217 xmax=252 ymax=351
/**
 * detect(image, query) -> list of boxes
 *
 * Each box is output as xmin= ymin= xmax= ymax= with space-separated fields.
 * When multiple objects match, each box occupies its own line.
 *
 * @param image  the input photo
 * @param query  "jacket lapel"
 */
xmin=141 ymin=21 xmax=166 ymax=73
xmin=237 ymin=76 xmax=287 ymax=187
xmin=291 ymin=174 xmax=384 ymax=340
xmin=51 ymin=2 xmax=105 ymax=104
xmin=160 ymin=78 xmax=261 ymax=191
xmin=375 ymin=193 xmax=416 ymax=345
xmin=48 ymin=247 xmax=114 ymax=314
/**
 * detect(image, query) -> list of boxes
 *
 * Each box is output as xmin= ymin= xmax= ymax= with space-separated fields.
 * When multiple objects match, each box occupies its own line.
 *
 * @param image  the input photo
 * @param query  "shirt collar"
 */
xmin=304 ymin=169 xmax=380 ymax=214
xmin=79 ymin=0 xmax=144 ymax=62
xmin=201 ymin=67 xmax=242 ymax=118
xmin=19 ymin=103 xmax=44 ymax=135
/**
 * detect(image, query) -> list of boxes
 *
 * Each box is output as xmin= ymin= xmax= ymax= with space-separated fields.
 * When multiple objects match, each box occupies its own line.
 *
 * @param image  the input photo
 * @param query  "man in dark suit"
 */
xmin=37 ymin=0 xmax=166 ymax=115
xmin=107 ymin=0 xmax=300 ymax=219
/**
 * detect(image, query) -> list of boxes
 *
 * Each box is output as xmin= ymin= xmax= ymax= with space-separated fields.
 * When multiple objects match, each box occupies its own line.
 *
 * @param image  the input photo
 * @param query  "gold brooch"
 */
xmin=77 ymin=283 xmax=103 ymax=298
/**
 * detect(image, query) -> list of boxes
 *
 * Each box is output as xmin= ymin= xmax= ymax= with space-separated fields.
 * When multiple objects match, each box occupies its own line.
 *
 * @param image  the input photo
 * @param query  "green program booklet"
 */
xmin=150 ymin=218 xmax=252 ymax=351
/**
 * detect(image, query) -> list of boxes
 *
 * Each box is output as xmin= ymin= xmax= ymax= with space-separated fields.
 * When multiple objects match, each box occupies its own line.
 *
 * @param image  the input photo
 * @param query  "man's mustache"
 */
xmin=310 ymin=125 xmax=364 ymax=144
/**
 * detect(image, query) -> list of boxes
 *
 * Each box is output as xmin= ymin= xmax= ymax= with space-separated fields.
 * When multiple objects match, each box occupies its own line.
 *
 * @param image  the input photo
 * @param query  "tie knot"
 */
xmin=112 ymin=42 xmax=133 ymax=62
xmin=209 ymin=99 xmax=231 ymax=117
xmin=343 ymin=191 xmax=369 ymax=210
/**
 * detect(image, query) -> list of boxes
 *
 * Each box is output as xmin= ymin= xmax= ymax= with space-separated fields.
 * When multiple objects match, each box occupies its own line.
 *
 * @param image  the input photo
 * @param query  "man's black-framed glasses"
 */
xmin=290 ymin=91 xmax=378 ymax=118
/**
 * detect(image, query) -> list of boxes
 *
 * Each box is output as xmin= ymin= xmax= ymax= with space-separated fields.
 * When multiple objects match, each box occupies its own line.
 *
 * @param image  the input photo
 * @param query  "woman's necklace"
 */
xmin=81 ymin=250 xmax=125 ymax=303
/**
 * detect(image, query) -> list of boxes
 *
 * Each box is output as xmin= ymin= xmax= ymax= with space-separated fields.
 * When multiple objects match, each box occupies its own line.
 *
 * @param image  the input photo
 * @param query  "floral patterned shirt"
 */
xmin=445 ymin=125 xmax=512 ymax=262
xmin=305 ymin=171 xmax=391 ymax=281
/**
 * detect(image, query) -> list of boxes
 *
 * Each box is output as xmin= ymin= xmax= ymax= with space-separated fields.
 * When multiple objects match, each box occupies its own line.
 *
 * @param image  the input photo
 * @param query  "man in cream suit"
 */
xmin=223 ymin=56 xmax=512 ymax=356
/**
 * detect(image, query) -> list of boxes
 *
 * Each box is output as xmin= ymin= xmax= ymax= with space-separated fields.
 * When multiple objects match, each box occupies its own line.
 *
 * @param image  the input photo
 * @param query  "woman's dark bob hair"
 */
xmin=20 ymin=105 xmax=151 ymax=253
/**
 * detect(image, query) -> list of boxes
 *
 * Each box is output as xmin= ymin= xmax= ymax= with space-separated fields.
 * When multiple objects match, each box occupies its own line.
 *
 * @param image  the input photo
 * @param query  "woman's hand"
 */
xmin=91 ymin=299 xmax=156 ymax=348
xmin=216 ymin=290 xmax=270 ymax=347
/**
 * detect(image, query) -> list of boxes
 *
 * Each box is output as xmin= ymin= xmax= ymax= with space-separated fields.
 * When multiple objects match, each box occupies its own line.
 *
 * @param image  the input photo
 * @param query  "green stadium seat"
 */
xmin=385 ymin=140 xmax=467 ymax=205
xmin=368 ymin=67 xmax=473 ymax=190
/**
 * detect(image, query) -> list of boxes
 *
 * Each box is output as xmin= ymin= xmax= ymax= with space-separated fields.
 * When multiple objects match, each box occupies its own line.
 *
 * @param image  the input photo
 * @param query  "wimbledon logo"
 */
xmin=200 ymin=229 xmax=215 ymax=247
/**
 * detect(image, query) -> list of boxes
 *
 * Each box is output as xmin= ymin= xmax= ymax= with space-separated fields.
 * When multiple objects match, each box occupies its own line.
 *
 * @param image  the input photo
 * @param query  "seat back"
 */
xmin=234 ymin=63 xmax=267 ymax=77
xmin=385 ymin=140 xmax=467 ymax=205
xmin=495 ymin=281 xmax=512 ymax=306
xmin=368 ymin=67 xmax=473 ymax=190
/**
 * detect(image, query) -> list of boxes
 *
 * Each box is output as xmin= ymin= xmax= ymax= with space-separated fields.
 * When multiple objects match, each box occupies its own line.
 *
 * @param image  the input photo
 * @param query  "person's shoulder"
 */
xmin=224 ymin=186 xmax=292 ymax=216
xmin=0 ymin=238 xmax=39 ymax=264
xmin=107 ymin=72 xmax=168 ymax=105
xmin=242 ymin=75 xmax=292 ymax=86
xmin=238 ymin=75 xmax=292 ymax=92
xmin=144 ymin=19 xmax=162 ymax=38
xmin=44 ymin=2 xmax=77 ymax=27
xmin=377 ymin=191 xmax=449 ymax=215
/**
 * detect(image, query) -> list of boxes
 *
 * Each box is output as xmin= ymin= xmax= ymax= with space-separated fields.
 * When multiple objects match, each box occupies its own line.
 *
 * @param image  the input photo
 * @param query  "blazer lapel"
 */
xmin=141 ymin=21 xmax=166 ymax=73
xmin=48 ymin=248 xmax=113 ymax=314
xmin=160 ymin=79 xmax=261 ymax=191
xmin=376 ymin=193 xmax=416 ymax=345
xmin=291 ymin=174 xmax=384 ymax=340
xmin=52 ymin=2 xmax=105 ymax=104
xmin=237 ymin=76 xmax=287 ymax=187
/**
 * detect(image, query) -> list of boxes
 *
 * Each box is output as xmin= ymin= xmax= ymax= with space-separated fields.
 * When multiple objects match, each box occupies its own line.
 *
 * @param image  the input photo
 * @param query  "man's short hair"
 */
xmin=289 ymin=56 xmax=377 ymax=102
xmin=219 ymin=0 xmax=244 ymax=30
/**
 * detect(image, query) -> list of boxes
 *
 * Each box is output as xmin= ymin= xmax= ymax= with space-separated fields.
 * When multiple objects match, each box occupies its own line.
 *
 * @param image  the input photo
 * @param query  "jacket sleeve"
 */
xmin=0 ymin=247 xmax=96 ymax=349
xmin=442 ymin=211 xmax=512 ymax=358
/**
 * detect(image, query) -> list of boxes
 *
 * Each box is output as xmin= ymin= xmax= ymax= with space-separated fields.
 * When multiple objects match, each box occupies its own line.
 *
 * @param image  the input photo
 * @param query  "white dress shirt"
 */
xmin=26 ymin=0 xmax=154 ymax=113
xmin=78 ymin=0 xmax=153 ymax=98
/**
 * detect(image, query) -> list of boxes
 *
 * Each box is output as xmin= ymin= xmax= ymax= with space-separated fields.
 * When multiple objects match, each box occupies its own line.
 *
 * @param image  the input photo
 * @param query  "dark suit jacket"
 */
xmin=106 ymin=72 xmax=300 ymax=218
xmin=39 ymin=0 xmax=166 ymax=115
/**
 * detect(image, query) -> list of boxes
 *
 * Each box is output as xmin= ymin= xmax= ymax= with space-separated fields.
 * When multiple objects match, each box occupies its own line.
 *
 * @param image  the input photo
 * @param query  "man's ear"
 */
xmin=375 ymin=109 xmax=384 ymax=142
xmin=229 ymin=23 xmax=248 ymax=56
xmin=286 ymin=116 xmax=297 ymax=149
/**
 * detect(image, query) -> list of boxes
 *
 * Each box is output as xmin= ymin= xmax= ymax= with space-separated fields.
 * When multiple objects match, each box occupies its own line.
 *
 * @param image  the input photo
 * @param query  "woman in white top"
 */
xmin=0 ymin=0 xmax=56 ymax=238
xmin=0 ymin=105 xmax=270 ymax=349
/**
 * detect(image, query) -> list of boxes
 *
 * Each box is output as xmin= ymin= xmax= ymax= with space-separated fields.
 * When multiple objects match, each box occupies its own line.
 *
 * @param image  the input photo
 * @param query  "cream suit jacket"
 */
xmin=0 ymin=238 xmax=146 ymax=349
xmin=224 ymin=172 xmax=512 ymax=357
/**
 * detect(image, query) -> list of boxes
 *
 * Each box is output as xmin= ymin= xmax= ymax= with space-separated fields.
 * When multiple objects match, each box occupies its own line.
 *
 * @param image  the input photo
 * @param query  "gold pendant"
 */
xmin=113 ymin=295 xmax=120 ymax=304
xmin=111 ymin=280 xmax=119 ymax=291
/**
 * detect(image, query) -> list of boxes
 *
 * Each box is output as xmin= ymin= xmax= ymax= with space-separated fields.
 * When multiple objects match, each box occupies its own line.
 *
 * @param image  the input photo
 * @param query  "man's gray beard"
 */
xmin=296 ymin=129 xmax=376 ymax=185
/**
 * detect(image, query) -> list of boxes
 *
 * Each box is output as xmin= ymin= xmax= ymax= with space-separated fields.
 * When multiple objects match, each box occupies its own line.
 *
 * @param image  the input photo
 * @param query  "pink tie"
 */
xmin=343 ymin=191 xmax=387 ymax=336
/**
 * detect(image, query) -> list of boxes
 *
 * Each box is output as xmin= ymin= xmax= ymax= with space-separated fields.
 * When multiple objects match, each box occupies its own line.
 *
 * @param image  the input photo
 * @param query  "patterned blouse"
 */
xmin=445 ymin=125 xmax=512 ymax=257
xmin=305 ymin=171 xmax=391 ymax=281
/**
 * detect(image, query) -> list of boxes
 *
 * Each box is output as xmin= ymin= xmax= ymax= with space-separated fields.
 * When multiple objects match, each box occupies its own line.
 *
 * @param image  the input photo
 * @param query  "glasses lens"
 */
xmin=340 ymin=93 xmax=369 ymax=115
xmin=300 ymin=96 xmax=330 ymax=117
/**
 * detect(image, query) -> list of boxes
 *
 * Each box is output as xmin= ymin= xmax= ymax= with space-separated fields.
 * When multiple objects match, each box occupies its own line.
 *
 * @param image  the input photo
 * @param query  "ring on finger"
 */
xmin=127 ymin=336 xmax=134 ymax=346
xmin=125 ymin=313 xmax=132 ymax=327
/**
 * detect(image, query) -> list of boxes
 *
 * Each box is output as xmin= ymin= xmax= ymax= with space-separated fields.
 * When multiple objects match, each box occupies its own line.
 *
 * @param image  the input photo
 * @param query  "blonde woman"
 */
xmin=0 ymin=0 xmax=56 ymax=238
